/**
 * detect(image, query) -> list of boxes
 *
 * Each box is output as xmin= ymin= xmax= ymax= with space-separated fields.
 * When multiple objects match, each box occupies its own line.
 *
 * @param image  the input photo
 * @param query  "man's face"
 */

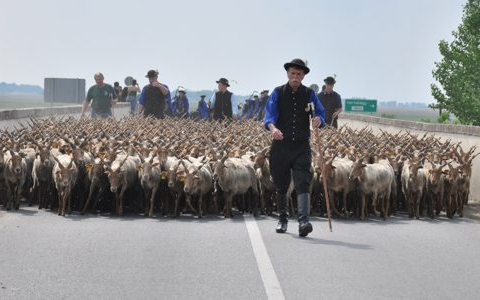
xmin=149 ymin=76 xmax=158 ymax=84
xmin=94 ymin=75 xmax=104 ymax=86
xmin=287 ymin=67 xmax=305 ymax=88
xmin=325 ymin=83 xmax=334 ymax=93
xmin=218 ymin=83 xmax=227 ymax=92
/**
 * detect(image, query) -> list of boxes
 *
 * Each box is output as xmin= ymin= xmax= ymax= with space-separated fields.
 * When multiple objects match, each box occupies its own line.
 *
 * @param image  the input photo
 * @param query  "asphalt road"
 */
xmin=1 ymin=206 xmax=480 ymax=300
xmin=1 ymin=110 xmax=480 ymax=299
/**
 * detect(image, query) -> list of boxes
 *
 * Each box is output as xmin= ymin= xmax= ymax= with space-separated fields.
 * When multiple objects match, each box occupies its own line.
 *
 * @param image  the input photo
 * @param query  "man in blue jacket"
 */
xmin=197 ymin=95 xmax=209 ymax=120
xmin=138 ymin=69 xmax=171 ymax=119
xmin=172 ymin=87 xmax=189 ymax=117
xmin=264 ymin=58 xmax=325 ymax=237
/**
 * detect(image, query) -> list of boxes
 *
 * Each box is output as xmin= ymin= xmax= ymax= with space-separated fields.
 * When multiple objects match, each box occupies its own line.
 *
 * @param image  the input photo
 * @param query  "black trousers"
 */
xmin=269 ymin=139 xmax=312 ymax=195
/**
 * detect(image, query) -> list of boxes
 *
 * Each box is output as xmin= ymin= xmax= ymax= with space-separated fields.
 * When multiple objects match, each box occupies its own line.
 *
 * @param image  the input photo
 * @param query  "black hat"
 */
xmin=216 ymin=78 xmax=230 ymax=87
xmin=284 ymin=58 xmax=310 ymax=74
xmin=261 ymin=90 xmax=269 ymax=94
xmin=324 ymin=76 xmax=336 ymax=84
xmin=200 ymin=95 xmax=206 ymax=98
xmin=145 ymin=70 xmax=158 ymax=78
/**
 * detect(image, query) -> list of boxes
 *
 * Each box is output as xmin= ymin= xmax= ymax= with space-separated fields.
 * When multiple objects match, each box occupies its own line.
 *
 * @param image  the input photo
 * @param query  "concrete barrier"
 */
xmin=0 ymin=103 xmax=130 ymax=121
xmin=339 ymin=115 xmax=480 ymax=202
xmin=342 ymin=113 xmax=480 ymax=136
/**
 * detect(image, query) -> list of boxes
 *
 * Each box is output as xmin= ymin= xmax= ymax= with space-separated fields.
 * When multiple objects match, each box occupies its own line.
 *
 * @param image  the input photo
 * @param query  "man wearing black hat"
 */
xmin=138 ymin=69 xmax=172 ymax=119
xmin=211 ymin=78 xmax=237 ymax=121
xmin=264 ymin=58 xmax=325 ymax=237
xmin=318 ymin=76 xmax=342 ymax=128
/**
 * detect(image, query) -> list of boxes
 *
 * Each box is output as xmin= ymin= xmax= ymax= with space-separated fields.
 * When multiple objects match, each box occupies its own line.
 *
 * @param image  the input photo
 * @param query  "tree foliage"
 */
xmin=431 ymin=0 xmax=480 ymax=125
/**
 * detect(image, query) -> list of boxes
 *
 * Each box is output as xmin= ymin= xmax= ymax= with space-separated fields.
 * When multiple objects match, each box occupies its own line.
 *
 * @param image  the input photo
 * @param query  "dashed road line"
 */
xmin=244 ymin=215 xmax=285 ymax=300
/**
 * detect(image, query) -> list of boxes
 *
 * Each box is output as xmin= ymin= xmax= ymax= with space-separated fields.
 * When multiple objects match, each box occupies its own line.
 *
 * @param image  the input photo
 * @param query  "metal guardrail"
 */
xmin=342 ymin=113 xmax=480 ymax=137
xmin=0 ymin=103 xmax=130 ymax=121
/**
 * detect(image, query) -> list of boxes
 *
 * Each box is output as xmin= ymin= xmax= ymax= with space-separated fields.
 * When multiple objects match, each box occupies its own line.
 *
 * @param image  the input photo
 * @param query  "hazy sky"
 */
xmin=0 ymin=0 xmax=465 ymax=102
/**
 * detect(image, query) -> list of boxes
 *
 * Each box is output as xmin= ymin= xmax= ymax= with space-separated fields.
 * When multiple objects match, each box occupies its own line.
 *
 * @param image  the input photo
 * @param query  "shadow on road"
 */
xmin=5 ymin=208 xmax=38 ymax=217
xmin=284 ymin=232 xmax=373 ymax=250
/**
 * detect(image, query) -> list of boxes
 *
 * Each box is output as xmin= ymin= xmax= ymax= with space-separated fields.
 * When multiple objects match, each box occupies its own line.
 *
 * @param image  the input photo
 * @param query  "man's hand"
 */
xmin=271 ymin=128 xmax=284 ymax=140
xmin=312 ymin=116 xmax=321 ymax=128
xmin=152 ymin=81 xmax=162 ymax=88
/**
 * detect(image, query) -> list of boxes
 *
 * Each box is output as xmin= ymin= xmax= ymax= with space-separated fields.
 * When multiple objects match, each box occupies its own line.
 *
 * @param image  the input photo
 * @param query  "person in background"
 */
xmin=242 ymin=96 xmax=255 ymax=119
xmin=197 ymin=95 xmax=209 ymax=120
xmin=317 ymin=76 xmax=342 ymax=128
xmin=257 ymin=89 xmax=269 ymax=121
xmin=264 ymin=58 xmax=325 ymax=237
xmin=113 ymin=82 xmax=123 ymax=102
xmin=126 ymin=79 xmax=140 ymax=115
xmin=172 ymin=87 xmax=189 ymax=117
xmin=211 ymin=78 xmax=237 ymax=121
xmin=138 ymin=69 xmax=171 ymax=119
xmin=251 ymin=94 xmax=261 ymax=120
xmin=81 ymin=72 xmax=117 ymax=119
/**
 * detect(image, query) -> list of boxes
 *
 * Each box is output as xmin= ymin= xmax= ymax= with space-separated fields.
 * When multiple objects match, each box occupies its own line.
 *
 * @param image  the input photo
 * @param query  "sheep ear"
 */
xmin=86 ymin=163 xmax=93 ymax=172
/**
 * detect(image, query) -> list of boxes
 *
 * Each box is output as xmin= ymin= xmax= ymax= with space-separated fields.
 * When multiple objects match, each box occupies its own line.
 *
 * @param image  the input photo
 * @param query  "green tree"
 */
xmin=431 ymin=0 xmax=480 ymax=125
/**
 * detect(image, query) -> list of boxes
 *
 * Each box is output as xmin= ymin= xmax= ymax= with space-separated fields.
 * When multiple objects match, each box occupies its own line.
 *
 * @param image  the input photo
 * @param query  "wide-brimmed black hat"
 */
xmin=324 ymin=76 xmax=336 ymax=84
xmin=261 ymin=90 xmax=269 ymax=94
xmin=145 ymin=70 xmax=159 ymax=78
xmin=216 ymin=78 xmax=230 ymax=87
xmin=284 ymin=58 xmax=310 ymax=74
xmin=200 ymin=95 xmax=206 ymax=98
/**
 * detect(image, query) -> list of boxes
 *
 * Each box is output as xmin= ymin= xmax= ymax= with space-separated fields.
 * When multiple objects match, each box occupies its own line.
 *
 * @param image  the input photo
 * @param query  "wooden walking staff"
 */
xmin=307 ymin=102 xmax=333 ymax=232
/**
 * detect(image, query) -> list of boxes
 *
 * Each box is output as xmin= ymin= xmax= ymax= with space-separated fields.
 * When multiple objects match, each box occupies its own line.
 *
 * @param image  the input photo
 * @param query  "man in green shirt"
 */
xmin=81 ymin=72 xmax=117 ymax=118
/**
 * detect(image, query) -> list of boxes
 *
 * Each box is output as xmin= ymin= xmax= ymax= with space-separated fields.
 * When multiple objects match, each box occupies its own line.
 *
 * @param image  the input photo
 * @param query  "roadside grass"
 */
xmin=346 ymin=107 xmax=440 ymax=123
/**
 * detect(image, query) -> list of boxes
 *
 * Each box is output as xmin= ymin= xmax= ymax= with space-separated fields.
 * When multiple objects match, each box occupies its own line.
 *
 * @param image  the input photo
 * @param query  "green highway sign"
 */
xmin=345 ymin=99 xmax=377 ymax=112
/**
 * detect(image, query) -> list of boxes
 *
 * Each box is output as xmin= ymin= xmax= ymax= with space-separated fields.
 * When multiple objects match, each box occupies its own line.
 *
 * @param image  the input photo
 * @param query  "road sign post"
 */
xmin=345 ymin=99 xmax=377 ymax=113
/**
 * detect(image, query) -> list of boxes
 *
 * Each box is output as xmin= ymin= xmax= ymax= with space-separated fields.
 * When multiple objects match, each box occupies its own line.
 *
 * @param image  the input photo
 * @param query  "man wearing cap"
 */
xmin=318 ymin=76 xmax=342 ymax=128
xmin=211 ymin=78 xmax=237 ymax=121
xmin=264 ymin=58 xmax=325 ymax=237
xmin=197 ymin=95 xmax=209 ymax=120
xmin=138 ymin=70 xmax=172 ymax=119
xmin=81 ymin=72 xmax=117 ymax=119
xmin=172 ymin=87 xmax=189 ymax=117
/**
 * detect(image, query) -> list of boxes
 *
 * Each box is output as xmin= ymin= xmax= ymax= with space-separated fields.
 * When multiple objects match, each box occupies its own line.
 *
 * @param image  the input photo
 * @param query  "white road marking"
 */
xmin=244 ymin=215 xmax=285 ymax=300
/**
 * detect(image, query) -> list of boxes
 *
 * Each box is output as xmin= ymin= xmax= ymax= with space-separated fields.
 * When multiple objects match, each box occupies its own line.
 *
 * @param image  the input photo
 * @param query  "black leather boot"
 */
xmin=276 ymin=213 xmax=288 ymax=233
xmin=298 ymin=216 xmax=313 ymax=237
xmin=276 ymin=193 xmax=288 ymax=233
xmin=298 ymin=193 xmax=312 ymax=237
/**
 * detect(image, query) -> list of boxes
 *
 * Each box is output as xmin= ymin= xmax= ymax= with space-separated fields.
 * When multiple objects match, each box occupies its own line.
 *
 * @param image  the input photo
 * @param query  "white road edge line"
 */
xmin=244 ymin=215 xmax=285 ymax=300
